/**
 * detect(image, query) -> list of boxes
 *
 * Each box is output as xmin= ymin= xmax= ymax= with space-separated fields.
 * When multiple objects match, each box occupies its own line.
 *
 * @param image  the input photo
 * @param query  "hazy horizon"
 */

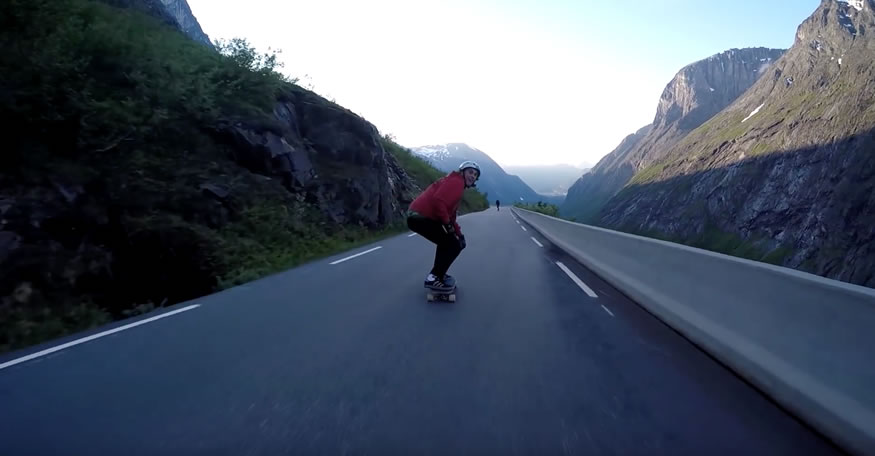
xmin=187 ymin=0 xmax=819 ymax=167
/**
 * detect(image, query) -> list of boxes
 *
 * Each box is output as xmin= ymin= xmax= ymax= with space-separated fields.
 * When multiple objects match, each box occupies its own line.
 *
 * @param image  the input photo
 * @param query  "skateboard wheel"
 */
xmin=449 ymin=295 xmax=456 ymax=302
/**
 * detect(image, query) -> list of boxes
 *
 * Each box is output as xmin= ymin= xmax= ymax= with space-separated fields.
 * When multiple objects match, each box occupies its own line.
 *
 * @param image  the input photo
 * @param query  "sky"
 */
xmin=186 ymin=0 xmax=821 ymax=168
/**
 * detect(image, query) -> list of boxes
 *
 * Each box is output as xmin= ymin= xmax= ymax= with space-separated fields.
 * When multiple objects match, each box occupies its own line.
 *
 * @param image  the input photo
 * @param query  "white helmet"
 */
xmin=458 ymin=160 xmax=481 ymax=178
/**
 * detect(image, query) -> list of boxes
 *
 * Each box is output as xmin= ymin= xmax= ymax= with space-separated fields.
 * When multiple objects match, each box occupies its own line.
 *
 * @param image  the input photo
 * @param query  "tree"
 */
xmin=214 ymin=37 xmax=298 ymax=84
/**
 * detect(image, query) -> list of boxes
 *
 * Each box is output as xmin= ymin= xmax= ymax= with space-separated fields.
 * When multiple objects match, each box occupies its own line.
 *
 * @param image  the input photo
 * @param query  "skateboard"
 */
xmin=427 ymin=284 xmax=457 ymax=302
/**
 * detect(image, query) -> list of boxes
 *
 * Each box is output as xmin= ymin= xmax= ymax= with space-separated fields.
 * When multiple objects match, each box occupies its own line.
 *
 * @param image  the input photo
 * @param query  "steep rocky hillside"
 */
xmin=0 ymin=0 xmax=486 ymax=352
xmin=563 ymin=47 xmax=785 ymax=222
xmin=599 ymin=0 xmax=875 ymax=287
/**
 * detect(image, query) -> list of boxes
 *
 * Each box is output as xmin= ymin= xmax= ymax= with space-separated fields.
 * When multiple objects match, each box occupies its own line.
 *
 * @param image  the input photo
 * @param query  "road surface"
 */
xmin=0 ymin=207 xmax=845 ymax=455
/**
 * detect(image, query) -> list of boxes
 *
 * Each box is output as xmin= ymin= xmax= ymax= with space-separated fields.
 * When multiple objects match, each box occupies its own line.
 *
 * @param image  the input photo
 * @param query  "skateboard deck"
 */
xmin=426 ymin=285 xmax=457 ymax=302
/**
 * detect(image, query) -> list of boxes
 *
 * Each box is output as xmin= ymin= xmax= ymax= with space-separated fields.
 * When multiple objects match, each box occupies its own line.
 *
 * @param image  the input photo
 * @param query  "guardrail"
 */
xmin=512 ymin=207 xmax=875 ymax=456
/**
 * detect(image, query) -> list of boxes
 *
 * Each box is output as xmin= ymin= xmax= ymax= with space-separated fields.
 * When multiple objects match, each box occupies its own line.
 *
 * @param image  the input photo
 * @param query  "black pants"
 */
xmin=407 ymin=215 xmax=464 ymax=278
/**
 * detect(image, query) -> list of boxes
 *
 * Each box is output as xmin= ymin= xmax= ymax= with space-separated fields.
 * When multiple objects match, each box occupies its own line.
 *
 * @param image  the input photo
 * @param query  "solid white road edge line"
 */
xmin=329 ymin=246 xmax=383 ymax=265
xmin=556 ymin=261 xmax=598 ymax=298
xmin=408 ymin=233 xmax=417 ymax=237
xmin=0 ymin=304 xmax=202 ymax=371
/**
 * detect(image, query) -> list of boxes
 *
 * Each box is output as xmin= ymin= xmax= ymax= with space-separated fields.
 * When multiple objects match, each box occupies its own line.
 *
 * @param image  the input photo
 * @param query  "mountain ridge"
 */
xmin=596 ymin=0 xmax=875 ymax=288
xmin=563 ymin=47 xmax=785 ymax=222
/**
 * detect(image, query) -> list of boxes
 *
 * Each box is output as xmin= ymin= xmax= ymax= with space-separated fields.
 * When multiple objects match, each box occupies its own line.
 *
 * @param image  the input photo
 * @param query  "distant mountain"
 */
xmin=562 ymin=46 xmax=786 ymax=222
xmin=504 ymin=164 xmax=588 ymax=196
xmin=563 ymin=124 xmax=652 ymax=222
xmin=596 ymin=0 xmax=875 ymax=288
xmin=411 ymin=143 xmax=542 ymax=204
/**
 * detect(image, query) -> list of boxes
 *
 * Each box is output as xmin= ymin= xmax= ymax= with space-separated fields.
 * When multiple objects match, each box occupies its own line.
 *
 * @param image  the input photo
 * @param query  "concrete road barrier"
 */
xmin=512 ymin=207 xmax=875 ymax=456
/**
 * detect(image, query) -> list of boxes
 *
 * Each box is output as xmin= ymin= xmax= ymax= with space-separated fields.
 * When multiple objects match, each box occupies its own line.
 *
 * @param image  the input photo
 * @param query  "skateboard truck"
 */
xmin=426 ymin=285 xmax=456 ymax=302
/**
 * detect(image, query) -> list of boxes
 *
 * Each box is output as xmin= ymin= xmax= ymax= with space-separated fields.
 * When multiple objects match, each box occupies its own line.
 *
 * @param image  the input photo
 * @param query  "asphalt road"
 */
xmin=0 ymin=207 xmax=846 ymax=455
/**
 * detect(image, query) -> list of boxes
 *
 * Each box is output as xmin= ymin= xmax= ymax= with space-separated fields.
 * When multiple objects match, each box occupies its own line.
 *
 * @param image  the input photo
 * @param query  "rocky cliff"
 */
xmin=158 ymin=0 xmax=213 ymax=47
xmin=98 ymin=0 xmax=212 ymax=47
xmin=218 ymin=85 xmax=421 ymax=228
xmin=562 ymin=47 xmax=785 ymax=221
xmin=599 ymin=0 xmax=875 ymax=287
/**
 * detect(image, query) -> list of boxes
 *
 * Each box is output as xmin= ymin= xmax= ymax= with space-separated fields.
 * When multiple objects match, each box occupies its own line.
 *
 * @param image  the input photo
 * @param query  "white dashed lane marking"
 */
xmin=556 ymin=261 xmax=598 ymax=298
xmin=0 ymin=304 xmax=202 ymax=371
xmin=329 ymin=246 xmax=382 ymax=265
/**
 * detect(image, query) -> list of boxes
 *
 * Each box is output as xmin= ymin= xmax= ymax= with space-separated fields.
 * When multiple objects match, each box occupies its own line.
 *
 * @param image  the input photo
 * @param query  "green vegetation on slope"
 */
xmin=614 ymin=221 xmax=795 ymax=267
xmin=0 ymin=0 xmax=482 ymax=353
xmin=628 ymin=163 xmax=666 ymax=186
xmin=2 ymin=0 xmax=292 ymax=161
xmin=514 ymin=201 xmax=560 ymax=217
xmin=560 ymin=192 xmax=611 ymax=224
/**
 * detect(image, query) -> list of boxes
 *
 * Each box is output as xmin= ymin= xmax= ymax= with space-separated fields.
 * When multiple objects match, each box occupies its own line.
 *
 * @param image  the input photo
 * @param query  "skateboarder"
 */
xmin=496 ymin=199 xmax=500 ymax=211
xmin=407 ymin=161 xmax=481 ymax=290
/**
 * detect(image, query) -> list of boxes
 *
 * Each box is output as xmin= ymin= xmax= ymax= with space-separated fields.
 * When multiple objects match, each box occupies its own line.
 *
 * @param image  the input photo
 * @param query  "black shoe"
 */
xmin=425 ymin=276 xmax=453 ymax=290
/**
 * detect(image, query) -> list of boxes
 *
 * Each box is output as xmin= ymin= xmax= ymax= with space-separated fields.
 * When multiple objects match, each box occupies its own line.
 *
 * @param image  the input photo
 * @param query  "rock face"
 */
xmin=562 ymin=47 xmax=786 ymax=221
xmin=651 ymin=48 xmax=786 ymax=143
xmin=157 ymin=0 xmax=213 ymax=48
xmin=0 ymin=83 xmax=418 ymax=323
xmin=220 ymin=85 xmax=415 ymax=228
xmin=598 ymin=0 xmax=875 ymax=287
xmin=412 ymin=143 xmax=542 ymax=204
xmin=99 ymin=0 xmax=213 ymax=47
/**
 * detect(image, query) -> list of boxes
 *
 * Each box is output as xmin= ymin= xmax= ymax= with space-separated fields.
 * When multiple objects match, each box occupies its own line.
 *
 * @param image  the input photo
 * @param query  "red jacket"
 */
xmin=409 ymin=171 xmax=465 ymax=235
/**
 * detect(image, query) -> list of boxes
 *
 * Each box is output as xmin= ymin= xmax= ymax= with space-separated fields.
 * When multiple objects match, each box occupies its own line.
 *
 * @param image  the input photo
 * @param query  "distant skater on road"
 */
xmin=496 ymin=199 xmax=500 ymax=211
xmin=406 ymin=161 xmax=481 ymax=290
